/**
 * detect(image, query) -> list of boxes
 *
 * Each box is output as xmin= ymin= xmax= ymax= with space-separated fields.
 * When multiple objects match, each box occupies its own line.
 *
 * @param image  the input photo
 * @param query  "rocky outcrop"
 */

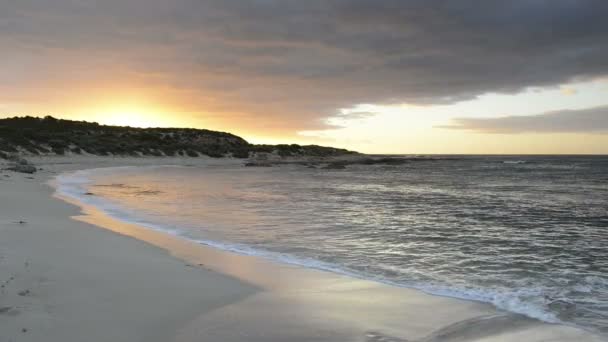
xmin=7 ymin=164 xmax=37 ymax=174
xmin=2 ymin=154 xmax=37 ymax=174
xmin=243 ymin=155 xmax=453 ymax=169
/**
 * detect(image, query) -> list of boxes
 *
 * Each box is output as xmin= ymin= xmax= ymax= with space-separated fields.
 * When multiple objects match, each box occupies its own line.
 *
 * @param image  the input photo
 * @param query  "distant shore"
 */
xmin=0 ymin=156 xmax=603 ymax=341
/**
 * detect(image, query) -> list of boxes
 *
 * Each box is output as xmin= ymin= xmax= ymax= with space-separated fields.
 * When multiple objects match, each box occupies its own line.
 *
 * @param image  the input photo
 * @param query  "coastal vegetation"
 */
xmin=0 ymin=116 xmax=355 ymax=159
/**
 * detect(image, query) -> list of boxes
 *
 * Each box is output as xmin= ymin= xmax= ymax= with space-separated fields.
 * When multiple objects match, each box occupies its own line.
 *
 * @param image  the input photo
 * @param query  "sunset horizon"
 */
xmin=2 ymin=1 xmax=608 ymax=154
xmin=1 ymin=3 xmax=607 ymax=341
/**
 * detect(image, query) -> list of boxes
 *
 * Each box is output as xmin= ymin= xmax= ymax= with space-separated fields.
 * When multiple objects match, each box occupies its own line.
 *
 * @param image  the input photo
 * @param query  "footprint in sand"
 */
xmin=0 ymin=306 xmax=20 ymax=317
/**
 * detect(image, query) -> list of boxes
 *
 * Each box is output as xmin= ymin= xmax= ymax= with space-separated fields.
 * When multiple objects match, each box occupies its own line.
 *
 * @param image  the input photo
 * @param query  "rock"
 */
xmin=7 ymin=164 xmax=37 ymax=174
xmin=244 ymin=162 xmax=273 ymax=167
xmin=322 ymin=163 xmax=347 ymax=170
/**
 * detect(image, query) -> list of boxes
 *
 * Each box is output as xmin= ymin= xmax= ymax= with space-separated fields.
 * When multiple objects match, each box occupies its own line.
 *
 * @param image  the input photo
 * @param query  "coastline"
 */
xmin=0 ymin=156 xmax=604 ymax=341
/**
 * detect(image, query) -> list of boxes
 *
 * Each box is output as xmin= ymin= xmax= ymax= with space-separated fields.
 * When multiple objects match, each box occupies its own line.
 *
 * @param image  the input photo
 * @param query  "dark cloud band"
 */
xmin=1 ymin=0 xmax=607 ymax=132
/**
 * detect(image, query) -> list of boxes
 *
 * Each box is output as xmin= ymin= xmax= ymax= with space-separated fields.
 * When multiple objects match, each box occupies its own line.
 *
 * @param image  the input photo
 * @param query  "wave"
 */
xmin=52 ymin=167 xmax=586 ymax=330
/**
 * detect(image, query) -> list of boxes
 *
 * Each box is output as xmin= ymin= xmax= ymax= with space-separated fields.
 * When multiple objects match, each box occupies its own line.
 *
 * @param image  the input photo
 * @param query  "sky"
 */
xmin=1 ymin=0 xmax=608 ymax=154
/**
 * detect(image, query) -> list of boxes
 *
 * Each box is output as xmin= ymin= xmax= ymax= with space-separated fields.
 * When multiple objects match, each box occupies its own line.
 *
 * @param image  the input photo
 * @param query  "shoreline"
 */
xmin=1 ymin=156 xmax=604 ymax=341
xmin=52 ymin=164 xmax=569 ymax=326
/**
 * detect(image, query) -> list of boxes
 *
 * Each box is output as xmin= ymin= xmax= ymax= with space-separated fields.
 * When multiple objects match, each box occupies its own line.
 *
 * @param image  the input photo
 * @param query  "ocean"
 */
xmin=56 ymin=156 xmax=608 ymax=334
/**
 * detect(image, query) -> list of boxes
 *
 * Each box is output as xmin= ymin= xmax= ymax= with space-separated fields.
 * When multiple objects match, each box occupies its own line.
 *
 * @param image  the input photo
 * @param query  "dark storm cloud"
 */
xmin=1 ymin=0 xmax=608 ymax=132
xmin=439 ymin=105 xmax=608 ymax=133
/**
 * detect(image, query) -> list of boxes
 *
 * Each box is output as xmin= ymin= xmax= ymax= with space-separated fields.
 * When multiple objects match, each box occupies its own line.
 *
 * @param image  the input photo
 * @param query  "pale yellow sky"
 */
xmin=2 ymin=78 xmax=608 ymax=154
xmin=293 ymin=79 xmax=608 ymax=154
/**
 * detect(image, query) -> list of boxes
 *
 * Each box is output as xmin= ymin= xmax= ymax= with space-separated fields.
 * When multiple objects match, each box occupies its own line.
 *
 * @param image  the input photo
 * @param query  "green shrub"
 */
xmin=0 ymin=116 xmax=356 ymax=158
xmin=52 ymin=147 xmax=65 ymax=155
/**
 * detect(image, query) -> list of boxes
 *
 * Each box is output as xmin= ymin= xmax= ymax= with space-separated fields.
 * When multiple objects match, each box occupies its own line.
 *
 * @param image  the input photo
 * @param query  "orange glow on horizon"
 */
xmin=3 ymin=77 xmax=608 ymax=154
xmin=101 ymin=111 xmax=157 ymax=128
xmin=81 ymin=102 xmax=187 ymax=129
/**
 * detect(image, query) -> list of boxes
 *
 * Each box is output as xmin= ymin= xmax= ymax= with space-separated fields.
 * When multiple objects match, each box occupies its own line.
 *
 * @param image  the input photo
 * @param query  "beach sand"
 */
xmin=0 ymin=156 xmax=604 ymax=341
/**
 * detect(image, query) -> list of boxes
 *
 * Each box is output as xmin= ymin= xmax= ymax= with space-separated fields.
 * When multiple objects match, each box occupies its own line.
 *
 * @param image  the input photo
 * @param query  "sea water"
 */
xmin=56 ymin=156 xmax=608 ymax=334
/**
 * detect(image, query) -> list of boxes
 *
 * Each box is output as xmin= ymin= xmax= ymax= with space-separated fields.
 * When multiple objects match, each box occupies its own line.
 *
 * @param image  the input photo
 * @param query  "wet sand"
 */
xmin=0 ymin=156 xmax=604 ymax=341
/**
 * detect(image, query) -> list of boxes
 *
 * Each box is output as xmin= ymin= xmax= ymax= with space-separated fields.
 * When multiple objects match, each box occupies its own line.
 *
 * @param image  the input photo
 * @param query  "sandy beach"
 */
xmin=0 ymin=156 xmax=604 ymax=342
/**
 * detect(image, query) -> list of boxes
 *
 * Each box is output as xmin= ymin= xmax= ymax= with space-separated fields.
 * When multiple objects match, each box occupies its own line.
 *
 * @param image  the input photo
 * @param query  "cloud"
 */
xmin=1 ymin=1 xmax=608 ymax=134
xmin=438 ymin=105 xmax=608 ymax=133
